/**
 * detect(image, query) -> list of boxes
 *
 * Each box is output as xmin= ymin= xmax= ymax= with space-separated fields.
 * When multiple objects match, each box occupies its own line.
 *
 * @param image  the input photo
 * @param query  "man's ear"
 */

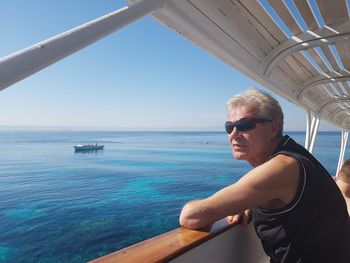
xmin=270 ymin=119 xmax=280 ymax=137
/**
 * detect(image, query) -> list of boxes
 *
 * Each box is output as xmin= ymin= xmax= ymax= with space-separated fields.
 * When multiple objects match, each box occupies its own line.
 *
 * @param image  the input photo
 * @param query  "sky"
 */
xmin=0 ymin=0 xmax=339 ymax=131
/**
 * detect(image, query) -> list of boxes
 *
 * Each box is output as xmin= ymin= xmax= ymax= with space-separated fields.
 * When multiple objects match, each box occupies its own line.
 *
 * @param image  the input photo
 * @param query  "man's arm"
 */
xmin=179 ymin=154 xmax=300 ymax=229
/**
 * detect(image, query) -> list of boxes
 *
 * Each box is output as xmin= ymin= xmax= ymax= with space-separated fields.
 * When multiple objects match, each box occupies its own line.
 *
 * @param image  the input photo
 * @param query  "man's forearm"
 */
xmin=179 ymin=199 xmax=216 ymax=229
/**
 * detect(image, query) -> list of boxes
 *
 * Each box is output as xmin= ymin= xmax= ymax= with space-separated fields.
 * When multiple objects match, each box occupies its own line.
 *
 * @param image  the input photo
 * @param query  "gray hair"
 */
xmin=226 ymin=88 xmax=284 ymax=136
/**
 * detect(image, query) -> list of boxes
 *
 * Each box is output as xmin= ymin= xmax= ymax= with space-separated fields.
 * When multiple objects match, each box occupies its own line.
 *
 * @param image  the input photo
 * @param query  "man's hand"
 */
xmin=227 ymin=209 xmax=251 ymax=226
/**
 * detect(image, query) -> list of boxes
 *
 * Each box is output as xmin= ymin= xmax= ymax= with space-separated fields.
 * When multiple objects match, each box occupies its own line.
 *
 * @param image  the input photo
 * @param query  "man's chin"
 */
xmin=232 ymin=152 xmax=247 ymax=160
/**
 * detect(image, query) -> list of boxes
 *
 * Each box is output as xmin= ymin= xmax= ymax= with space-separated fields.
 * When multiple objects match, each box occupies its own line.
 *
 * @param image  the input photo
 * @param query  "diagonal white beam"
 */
xmin=0 ymin=0 xmax=164 ymax=91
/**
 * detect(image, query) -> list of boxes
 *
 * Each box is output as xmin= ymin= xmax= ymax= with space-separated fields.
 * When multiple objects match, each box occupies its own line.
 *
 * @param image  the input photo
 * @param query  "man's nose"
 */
xmin=229 ymin=127 xmax=240 ymax=140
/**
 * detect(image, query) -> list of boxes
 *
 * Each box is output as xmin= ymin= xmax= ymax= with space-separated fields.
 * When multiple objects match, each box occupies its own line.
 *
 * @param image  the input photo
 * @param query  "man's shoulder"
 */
xmin=266 ymin=154 xmax=300 ymax=172
xmin=246 ymin=154 xmax=300 ymax=191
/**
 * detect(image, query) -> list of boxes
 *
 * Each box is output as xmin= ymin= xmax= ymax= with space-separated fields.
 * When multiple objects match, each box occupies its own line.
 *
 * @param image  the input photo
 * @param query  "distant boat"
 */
xmin=74 ymin=143 xmax=104 ymax=151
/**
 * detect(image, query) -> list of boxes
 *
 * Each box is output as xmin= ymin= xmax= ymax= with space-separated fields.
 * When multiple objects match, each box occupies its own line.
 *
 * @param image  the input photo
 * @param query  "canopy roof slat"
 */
xmin=293 ymin=0 xmax=320 ymax=31
xmin=323 ymin=84 xmax=335 ymax=97
xmin=317 ymin=97 xmax=350 ymax=115
xmin=267 ymin=0 xmax=303 ymax=35
xmin=306 ymin=48 xmax=330 ymax=72
xmin=320 ymin=46 xmax=341 ymax=72
xmin=297 ymin=70 xmax=350 ymax=99
xmin=337 ymin=82 xmax=347 ymax=94
xmin=315 ymin=0 xmax=349 ymax=26
xmin=284 ymin=55 xmax=313 ymax=81
xmin=341 ymin=83 xmax=349 ymax=94
xmin=306 ymin=85 xmax=328 ymax=103
xmin=160 ymin=0 xmax=263 ymax=67
xmin=338 ymin=114 xmax=350 ymax=129
xmin=238 ymin=0 xmax=288 ymax=44
xmin=294 ymin=52 xmax=320 ymax=76
xmin=343 ymin=81 xmax=350 ymax=93
xmin=259 ymin=22 xmax=350 ymax=77
xmin=322 ymin=83 xmax=337 ymax=100
xmin=330 ymin=106 xmax=350 ymax=120
xmin=197 ymin=0 xmax=272 ymax=55
xmin=331 ymin=82 xmax=345 ymax=95
xmin=331 ymin=84 xmax=345 ymax=97
xmin=329 ymin=103 xmax=343 ymax=113
xmin=336 ymin=42 xmax=350 ymax=70
xmin=231 ymin=0 xmax=279 ymax=49
xmin=318 ymin=85 xmax=331 ymax=99
xmin=293 ymin=52 xmax=318 ymax=79
xmin=339 ymin=82 xmax=349 ymax=95
xmin=278 ymin=59 xmax=301 ymax=84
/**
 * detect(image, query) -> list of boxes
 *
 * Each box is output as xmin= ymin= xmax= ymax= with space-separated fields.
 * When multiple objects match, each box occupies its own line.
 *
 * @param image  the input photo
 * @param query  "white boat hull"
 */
xmin=74 ymin=145 xmax=104 ymax=151
xmin=170 ymin=221 xmax=268 ymax=263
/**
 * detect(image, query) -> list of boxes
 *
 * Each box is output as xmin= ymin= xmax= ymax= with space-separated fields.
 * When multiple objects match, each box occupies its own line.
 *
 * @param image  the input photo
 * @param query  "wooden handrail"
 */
xmin=89 ymin=219 xmax=237 ymax=263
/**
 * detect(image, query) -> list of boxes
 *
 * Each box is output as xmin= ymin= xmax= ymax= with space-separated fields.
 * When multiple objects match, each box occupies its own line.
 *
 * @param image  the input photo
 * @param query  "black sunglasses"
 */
xmin=225 ymin=118 xmax=273 ymax=134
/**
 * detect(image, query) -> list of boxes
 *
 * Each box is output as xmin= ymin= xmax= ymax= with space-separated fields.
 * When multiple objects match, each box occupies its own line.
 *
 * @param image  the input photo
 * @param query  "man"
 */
xmin=179 ymin=88 xmax=350 ymax=262
xmin=337 ymin=159 xmax=350 ymax=212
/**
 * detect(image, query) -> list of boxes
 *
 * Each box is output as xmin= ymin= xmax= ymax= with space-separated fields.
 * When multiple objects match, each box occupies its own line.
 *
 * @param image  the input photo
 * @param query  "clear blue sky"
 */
xmin=0 ymin=0 xmax=337 ymax=131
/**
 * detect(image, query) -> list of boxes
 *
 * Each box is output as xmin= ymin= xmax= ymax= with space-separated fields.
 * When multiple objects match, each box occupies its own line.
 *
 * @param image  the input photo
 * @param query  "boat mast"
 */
xmin=0 ymin=0 xmax=164 ymax=92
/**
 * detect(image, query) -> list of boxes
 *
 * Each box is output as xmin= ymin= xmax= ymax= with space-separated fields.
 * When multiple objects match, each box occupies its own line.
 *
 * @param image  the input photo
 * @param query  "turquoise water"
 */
xmin=0 ymin=131 xmax=346 ymax=262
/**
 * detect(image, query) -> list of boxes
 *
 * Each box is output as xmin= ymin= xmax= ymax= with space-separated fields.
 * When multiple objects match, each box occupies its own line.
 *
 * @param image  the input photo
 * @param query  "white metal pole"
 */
xmin=337 ymin=132 xmax=343 ymax=175
xmin=336 ymin=131 xmax=345 ymax=176
xmin=309 ymin=116 xmax=320 ymax=154
xmin=305 ymin=109 xmax=311 ymax=150
xmin=336 ymin=130 xmax=349 ymax=176
xmin=308 ymin=113 xmax=317 ymax=150
xmin=0 ymin=0 xmax=164 ymax=91
xmin=343 ymin=131 xmax=349 ymax=164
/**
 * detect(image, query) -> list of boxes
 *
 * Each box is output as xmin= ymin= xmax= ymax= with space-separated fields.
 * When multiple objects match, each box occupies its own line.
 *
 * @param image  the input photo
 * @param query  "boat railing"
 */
xmin=89 ymin=218 xmax=268 ymax=263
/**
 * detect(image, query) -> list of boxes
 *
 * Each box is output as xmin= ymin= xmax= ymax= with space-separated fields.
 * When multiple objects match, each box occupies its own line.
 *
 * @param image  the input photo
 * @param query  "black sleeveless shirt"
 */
xmin=252 ymin=136 xmax=350 ymax=263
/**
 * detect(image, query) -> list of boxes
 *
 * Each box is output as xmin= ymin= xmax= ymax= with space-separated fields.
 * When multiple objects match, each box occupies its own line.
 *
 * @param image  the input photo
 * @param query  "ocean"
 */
xmin=0 ymin=131 xmax=346 ymax=262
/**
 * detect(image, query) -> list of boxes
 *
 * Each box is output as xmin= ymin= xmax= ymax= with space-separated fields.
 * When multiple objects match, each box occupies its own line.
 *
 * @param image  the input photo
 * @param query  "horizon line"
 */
xmin=0 ymin=125 xmax=341 ymax=133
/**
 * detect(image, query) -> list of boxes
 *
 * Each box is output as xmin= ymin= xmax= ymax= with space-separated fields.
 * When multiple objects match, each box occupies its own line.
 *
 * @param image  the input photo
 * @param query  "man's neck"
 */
xmin=248 ymin=136 xmax=284 ymax=167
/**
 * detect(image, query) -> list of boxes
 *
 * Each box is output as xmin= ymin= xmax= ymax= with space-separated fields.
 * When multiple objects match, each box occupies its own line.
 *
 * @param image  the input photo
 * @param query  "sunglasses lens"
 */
xmin=225 ymin=122 xmax=234 ymax=134
xmin=225 ymin=119 xmax=257 ymax=134
xmin=236 ymin=119 xmax=256 ymax=131
xmin=225 ymin=119 xmax=272 ymax=134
